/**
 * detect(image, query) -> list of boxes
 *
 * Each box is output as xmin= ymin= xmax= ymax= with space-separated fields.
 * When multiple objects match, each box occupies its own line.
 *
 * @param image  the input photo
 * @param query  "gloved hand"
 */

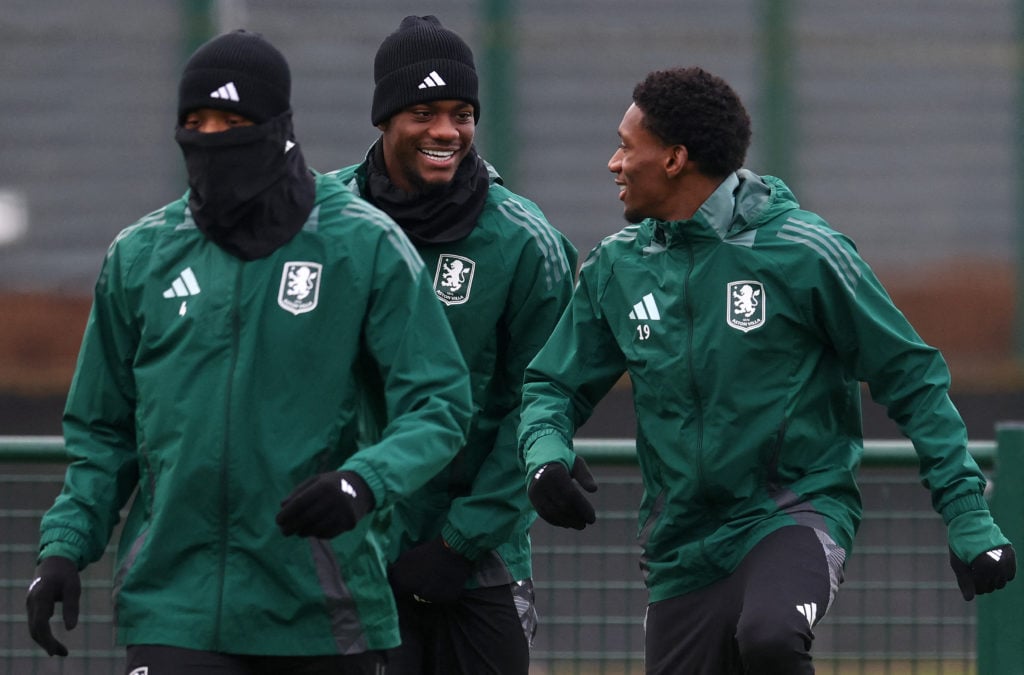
xmin=26 ymin=555 xmax=80 ymax=657
xmin=276 ymin=471 xmax=375 ymax=538
xmin=388 ymin=537 xmax=475 ymax=604
xmin=946 ymin=508 xmax=1016 ymax=600
xmin=949 ymin=544 xmax=1016 ymax=601
xmin=528 ymin=455 xmax=598 ymax=530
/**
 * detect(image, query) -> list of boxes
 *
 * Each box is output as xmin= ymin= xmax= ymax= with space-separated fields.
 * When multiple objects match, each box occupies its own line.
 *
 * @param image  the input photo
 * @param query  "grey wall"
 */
xmin=0 ymin=0 xmax=1016 ymax=290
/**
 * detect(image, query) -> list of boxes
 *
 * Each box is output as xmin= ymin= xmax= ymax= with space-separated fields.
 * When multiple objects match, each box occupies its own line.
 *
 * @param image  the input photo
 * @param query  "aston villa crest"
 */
xmin=433 ymin=254 xmax=475 ymax=306
xmin=278 ymin=261 xmax=322 ymax=315
xmin=727 ymin=280 xmax=765 ymax=332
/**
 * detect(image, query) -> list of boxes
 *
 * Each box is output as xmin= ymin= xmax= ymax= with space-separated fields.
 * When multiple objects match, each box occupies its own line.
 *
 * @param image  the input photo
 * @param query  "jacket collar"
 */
xmin=651 ymin=169 xmax=775 ymax=246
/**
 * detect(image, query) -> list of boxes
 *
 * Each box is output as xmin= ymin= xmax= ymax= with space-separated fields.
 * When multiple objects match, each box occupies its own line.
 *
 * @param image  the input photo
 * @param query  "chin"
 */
xmin=623 ymin=207 xmax=647 ymax=224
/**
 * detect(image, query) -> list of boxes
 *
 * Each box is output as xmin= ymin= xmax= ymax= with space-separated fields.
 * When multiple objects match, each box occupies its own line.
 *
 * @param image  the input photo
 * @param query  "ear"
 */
xmin=376 ymin=121 xmax=389 ymax=133
xmin=664 ymin=144 xmax=687 ymax=178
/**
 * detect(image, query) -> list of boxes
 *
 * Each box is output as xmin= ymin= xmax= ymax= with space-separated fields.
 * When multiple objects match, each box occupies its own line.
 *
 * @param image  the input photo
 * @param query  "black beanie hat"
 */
xmin=371 ymin=15 xmax=479 ymax=126
xmin=177 ymin=29 xmax=290 ymax=124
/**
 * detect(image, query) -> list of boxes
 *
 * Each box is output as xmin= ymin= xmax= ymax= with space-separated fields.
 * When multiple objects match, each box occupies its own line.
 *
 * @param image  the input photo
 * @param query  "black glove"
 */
xmin=528 ymin=456 xmax=598 ymax=530
xmin=949 ymin=544 xmax=1017 ymax=601
xmin=388 ymin=537 xmax=475 ymax=604
xmin=26 ymin=555 xmax=80 ymax=657
xmin=276 ymin=471 xmax=375 ymax=538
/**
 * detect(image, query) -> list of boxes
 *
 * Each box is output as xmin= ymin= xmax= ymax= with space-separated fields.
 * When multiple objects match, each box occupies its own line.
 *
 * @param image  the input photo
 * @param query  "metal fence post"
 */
xmin=976 ymin=421 xmax=1024 ymax=674
xmin=479 ymin=0 xmax=518 ymax=187
xmin=758 ymin=0 xmax=795 ymax=184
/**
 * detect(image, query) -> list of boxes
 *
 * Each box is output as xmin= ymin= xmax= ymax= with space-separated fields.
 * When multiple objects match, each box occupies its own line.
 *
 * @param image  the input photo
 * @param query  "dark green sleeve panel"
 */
xmin=444 ymin=211 xmax=577 ymax=559
xmin=42 ymin=237 xmax=142 ymax=566
xmin=520 ymin=248 xmax=627 ymax=477
xmin=795 ymin=217 xmax=987 ymax=517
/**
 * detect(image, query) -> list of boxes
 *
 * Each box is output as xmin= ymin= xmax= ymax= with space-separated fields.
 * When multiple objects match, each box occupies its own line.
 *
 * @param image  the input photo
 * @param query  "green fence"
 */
xmin=2 ymin=430 xmax=1022 ymax=674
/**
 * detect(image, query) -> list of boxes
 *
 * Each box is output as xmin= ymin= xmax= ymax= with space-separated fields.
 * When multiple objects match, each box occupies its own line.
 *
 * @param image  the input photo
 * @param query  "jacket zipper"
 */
xmin=214 ymin=263 xmax=244 ymax=646
xmin=766 ymin=421 xmax=788 ymax=493
xmin=682 ymin=233 xmax=718 ymax=569
xmin=682 ymin=235 xmax=706 ymax=492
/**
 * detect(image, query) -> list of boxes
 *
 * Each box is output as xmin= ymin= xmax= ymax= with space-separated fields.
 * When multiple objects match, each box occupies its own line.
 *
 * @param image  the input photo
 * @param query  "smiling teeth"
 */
xmin=421 ymin=149 xmax=455 ymax=159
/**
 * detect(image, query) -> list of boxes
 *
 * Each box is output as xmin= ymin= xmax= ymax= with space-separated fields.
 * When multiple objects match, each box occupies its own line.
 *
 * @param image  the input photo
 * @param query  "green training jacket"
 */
xmin=332 ymin=160 xmax=577 ymax=586
xmin=38 ymin=173 xmax=473 ymax=654
xmin=520 ymin=169 xmax=996 ymax=602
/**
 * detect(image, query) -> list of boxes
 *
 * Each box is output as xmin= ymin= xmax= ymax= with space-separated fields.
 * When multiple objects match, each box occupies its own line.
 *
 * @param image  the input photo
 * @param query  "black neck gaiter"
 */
xmin=175 ymin=111 xmax=315 ymax=260
xmin=364 ymin=139 xmax=489 ymax=246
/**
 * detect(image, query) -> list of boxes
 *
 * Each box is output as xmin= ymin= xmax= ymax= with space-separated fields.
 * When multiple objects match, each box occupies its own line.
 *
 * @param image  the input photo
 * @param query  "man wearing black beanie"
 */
xmin=26 ymin=28 xmax=474 ymax=674
xmin=330 ymin=15 xmax=578 ymax=675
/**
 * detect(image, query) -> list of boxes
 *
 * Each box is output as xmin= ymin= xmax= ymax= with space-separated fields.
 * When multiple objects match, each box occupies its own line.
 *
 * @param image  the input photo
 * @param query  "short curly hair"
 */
xmin=632 ymin=67 xmax=751 ymax=178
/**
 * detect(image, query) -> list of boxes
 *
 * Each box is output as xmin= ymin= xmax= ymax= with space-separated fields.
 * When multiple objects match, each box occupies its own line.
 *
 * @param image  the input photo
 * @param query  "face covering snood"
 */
xmin=175 ymin=111 xmax=315 ymax=260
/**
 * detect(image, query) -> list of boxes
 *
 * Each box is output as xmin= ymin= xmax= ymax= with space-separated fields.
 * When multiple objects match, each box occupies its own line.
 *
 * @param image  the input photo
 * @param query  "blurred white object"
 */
xmin=0 ymin=189 xmax=27 ymax=246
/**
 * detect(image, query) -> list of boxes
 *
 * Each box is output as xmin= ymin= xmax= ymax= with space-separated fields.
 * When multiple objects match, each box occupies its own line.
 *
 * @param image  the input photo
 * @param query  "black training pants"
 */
xmin=386 ymin=582 xmax=535 ymax=675
xmin=124 ymin=644 xmax=386 ymax=674
xmin=645 ymin=525 xmax=840 ymax=675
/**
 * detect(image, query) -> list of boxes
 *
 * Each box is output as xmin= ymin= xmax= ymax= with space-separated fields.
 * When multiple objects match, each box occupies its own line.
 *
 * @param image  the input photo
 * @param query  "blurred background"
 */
xmin=3 ymin=4 xmax=1024 ymax=672
xmin=1 ymin=0 xmax=1023 ymax=438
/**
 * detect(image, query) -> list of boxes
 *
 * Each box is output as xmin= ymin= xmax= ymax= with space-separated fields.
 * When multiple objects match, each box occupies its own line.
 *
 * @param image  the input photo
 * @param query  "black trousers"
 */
xmin=124 ymin=644 xmax=386 ymax=675
xmin=645 ymin=525 xmax=841 ymax=675
xmin=386 ymin=582 xmax=535 ymax=675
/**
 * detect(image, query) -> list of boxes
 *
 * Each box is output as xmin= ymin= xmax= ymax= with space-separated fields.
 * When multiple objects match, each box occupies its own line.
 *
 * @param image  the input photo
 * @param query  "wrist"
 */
xmin=940 ymin=493 xmax=989 ymax=525
xmin=525 ymin=433 xmax=573 ymax=483
xmin=338 ymin=470 xmax=375 ymax=513
xmin=947 ymin=510 xmax=1008 ymax=562
xmin=439 ymin=525 xmax=479 ymax=561
xmin=37 ymin=543 xmax=82 ymax=569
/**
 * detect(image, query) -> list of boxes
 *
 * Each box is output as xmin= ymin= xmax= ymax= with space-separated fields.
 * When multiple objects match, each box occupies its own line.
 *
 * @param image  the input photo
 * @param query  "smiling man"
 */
xmin=329 ymin=15 xmax=576 ymax=675
xmin=519 ymin=66 xmax=1016 ymax=674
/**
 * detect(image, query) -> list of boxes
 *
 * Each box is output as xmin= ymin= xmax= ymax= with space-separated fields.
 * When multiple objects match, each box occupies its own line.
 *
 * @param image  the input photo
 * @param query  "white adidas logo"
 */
xmin=162 ymin=267 xmax=201 ymax=298
xmin=796 ymin=602 xmax=818 ymax=628
xmin=418 ymin=71 xmax=446 ymax=89
xmin=209 ymin=81 xmax=240 ymax=102
xmin=629 ymin=293 xmax=661 ymax=321
xmin=340 ymin=478 xmax=357 ymax=498
xmin=987 ymin=549 xmax=1004 ymax=562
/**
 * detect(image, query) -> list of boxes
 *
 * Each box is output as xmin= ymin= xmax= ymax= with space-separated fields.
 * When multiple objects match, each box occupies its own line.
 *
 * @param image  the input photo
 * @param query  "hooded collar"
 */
xmin=652 ymin=169 xmax=783 ymax=247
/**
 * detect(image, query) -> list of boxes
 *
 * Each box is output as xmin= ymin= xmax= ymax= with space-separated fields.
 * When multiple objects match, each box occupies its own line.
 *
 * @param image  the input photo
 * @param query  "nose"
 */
xmin=608 ymin=148 xmax=623 ymax=173
xmin=197 ymin=119 xmax=231 ymax=134
xmin=430 ymin=115 xmax=460 ymax=141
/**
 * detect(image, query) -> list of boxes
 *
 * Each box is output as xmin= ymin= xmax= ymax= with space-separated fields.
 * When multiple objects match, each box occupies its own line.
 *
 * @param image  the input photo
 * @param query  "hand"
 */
xmin=949 ymin=544 xmax=1016 ymax=601
xmin=528 ymin=456 xmax=598 ymax=530
xmin=276 ymin=471 xmax=375 ymax=538
xmin=26 ymin=556 xmax=80 ymax=657
xmin=388 ymin=537 xmax=474 ymax=604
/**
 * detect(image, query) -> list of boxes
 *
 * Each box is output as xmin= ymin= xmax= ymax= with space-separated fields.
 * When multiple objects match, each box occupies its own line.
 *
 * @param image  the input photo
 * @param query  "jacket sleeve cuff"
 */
xmin=339 ymin=463 xmax=386 ymax=512
xmin=38 ymin=530 xmax=89 ymax=568
xmin=939 ymin=493 xmax=989 ymax=525
xmin=440 ymin=522 xmax=482 ymax=561
xmin=524 ymin=431 xmax=574 ymax=482
xmin=945 ymin=506 xmax=1010 ymax=562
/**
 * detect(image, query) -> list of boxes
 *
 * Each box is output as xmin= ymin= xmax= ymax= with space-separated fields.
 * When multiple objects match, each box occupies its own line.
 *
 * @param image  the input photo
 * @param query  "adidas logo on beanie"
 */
xmin=177 ymin=29 xmax=290 ymax=124
xmin=371 ymin=15 xmax=480 ymax=126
